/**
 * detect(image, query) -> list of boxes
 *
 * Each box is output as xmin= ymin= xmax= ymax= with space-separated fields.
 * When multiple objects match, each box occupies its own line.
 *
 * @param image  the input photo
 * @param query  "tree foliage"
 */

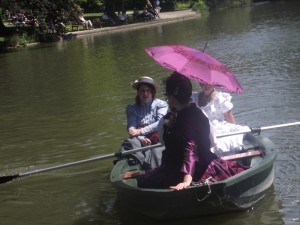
xmin=0 ymin=0 xmax=179 ymax=38
xmin=0 ymin=0 xmax=82 ymax=36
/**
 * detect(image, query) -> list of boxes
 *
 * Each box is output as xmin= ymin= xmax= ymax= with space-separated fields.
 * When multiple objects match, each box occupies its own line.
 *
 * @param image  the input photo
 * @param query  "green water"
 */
xmin=0 ymin=2 xmax=299 ymax=225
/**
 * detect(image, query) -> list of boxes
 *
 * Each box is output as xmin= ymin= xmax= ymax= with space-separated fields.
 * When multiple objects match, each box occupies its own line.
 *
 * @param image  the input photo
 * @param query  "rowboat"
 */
xmin=110 ymin=133 xmax=277 ymax=220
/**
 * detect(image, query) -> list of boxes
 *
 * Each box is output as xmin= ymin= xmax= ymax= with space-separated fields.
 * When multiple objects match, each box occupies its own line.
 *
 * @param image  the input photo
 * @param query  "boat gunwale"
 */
xmin=111 ymin=135 xmax=277 ymax=193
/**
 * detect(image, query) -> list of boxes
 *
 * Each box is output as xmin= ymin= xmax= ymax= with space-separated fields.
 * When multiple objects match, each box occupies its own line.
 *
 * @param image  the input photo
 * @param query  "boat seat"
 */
xmin=221 ymin=150 xmax=262 ymax=161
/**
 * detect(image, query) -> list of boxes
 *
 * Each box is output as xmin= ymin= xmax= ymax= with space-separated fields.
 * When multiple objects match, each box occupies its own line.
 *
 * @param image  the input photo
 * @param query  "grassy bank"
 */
xmin=0 ymin=2 xmax=200 ymax=49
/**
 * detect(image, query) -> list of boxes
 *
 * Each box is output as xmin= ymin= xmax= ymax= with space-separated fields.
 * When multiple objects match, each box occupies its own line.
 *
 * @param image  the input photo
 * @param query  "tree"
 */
xmin=81 ymin=0 xmax=104 ymax=13
xmin=104 ymin=0 xmax=116 ymax=16
xmin=0 ymin=0 xmax=82 ymax=36
xmin=0 ymin=0 xmax=16 ymax=34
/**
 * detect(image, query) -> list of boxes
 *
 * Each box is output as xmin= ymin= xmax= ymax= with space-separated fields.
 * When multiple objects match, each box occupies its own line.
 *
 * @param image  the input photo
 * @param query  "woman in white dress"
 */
xmin=191 ymin=83 xmax=249 ymax=156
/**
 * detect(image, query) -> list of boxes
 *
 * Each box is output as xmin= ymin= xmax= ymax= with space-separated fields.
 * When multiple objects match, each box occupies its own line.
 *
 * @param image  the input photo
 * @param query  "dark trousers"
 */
xmin=120 ymin=137 xmax=164 ymax=170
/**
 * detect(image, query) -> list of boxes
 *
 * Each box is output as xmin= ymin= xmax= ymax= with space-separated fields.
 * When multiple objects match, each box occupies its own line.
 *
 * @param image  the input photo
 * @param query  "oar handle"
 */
xmin=217 ymin=121 xmax=300 ymax=138
xmin=115 ymin=143 xmax=163 ymax=158
xmin=260 ymin=121 xmax=300 ymax=131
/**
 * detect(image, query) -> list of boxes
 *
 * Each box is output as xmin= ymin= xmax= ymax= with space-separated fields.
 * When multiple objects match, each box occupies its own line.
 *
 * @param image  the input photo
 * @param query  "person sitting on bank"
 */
xmin=101 ymin=12 xmax=115 ymax=26
xmin=153 ymin=0 xmax=161 ymax=18
xmin=125 ymin=72 xmax=248 ymax=190
xmin=145 ymin=0 xmax=159 ymax=18
xmin=119 ymin=76 xmax=168 ymax=171
xmin=75 ymin=9 xmax=93 ymax=30
xmin=118 ymin=11 xmax=127 ymax=24
xmin=77 ymin=13 xmax=93 ymax=30
xmin=13 ymin=9 xmax=27 ymax=26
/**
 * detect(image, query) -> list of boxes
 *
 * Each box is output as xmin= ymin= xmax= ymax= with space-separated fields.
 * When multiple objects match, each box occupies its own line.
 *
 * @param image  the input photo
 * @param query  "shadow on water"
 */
xmin=73 ymin=185 xmax=284 ymax=225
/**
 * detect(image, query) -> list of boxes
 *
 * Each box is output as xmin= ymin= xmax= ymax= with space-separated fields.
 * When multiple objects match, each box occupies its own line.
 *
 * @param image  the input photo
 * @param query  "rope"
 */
xmin=196 ymin=177 xmax=213 ymax=202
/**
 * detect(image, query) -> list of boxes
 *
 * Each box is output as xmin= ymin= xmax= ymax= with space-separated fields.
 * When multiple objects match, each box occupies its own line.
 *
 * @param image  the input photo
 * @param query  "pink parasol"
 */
xmin=145 ymin=45 xmax=244 ymax=93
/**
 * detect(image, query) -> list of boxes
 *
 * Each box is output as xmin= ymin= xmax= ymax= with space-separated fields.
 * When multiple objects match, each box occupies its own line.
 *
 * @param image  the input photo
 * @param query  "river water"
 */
xmin=0 ymin=1 xmax=299 ymax=225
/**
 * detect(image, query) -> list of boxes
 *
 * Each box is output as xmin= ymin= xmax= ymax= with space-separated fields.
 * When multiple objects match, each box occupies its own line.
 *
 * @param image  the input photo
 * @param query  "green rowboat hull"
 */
xmin=110 ymin=134 xmax=277 ymax=220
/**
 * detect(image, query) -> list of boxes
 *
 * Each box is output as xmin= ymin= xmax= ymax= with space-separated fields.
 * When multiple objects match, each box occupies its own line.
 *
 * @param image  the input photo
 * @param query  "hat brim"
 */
xmin=132 ymin=80 xmax=157 ymax=90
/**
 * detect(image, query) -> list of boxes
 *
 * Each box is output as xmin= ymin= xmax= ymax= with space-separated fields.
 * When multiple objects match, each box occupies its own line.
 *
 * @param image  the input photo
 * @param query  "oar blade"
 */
xmin=0 ymin=174 xmax=19 ymax=184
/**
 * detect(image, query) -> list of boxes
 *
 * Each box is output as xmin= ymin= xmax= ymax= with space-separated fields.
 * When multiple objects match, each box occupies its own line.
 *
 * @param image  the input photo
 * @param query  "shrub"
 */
xmin=191 ymin=0 xmax=209 ymax=15
xmin=19 ymin=33 xmax=29 ymax=46
xmin=2 ymin=32 xmax=32 ymax=48
xmin=3 ymin=34 xmax=21 ymax=47
xmin=175 ymin=2 xmax=190 ymax=10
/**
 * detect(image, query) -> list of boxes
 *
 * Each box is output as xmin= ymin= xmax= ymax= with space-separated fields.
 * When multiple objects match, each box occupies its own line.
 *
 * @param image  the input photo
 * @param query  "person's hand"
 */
xmin=164 ymin=109 xmax=177 ymax=128
xmin=128 ymin=128 xmax=141 ymax=137
xmin=122 ymin=170 xmax=145 ymax=179
xmin=140 ymin=137 xmax=151 ymax=146
xmin=169 ymin=174 xmax=192 ymax=190
xmin=169 ymin=181 xmax=190 ymax=190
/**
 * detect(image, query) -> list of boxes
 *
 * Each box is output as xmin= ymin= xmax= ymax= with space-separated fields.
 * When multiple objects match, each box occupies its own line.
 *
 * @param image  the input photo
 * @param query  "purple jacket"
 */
xmin=162 ymin=103 xmax=214 ymax=180
xmin=137 ymin=103 xmax=247 ymax=189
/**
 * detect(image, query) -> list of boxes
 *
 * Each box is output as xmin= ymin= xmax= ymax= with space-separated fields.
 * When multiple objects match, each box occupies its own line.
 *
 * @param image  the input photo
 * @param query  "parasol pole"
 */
xmin=202 ymin=42 xmax=208 ymax=52
xmin=0 ymin=143 xmax=163 ymax=184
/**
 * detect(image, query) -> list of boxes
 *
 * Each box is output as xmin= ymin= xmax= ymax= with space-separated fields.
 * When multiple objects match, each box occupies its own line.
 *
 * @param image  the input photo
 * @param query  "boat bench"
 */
xmin=221 ymin=150 xmax=262 ymax=161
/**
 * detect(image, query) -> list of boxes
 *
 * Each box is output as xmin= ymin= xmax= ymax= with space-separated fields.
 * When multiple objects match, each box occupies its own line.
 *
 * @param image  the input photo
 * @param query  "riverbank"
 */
xmin=71 ymin=9 xmax=200 ymax=38
xmin=2 ymin=2 xmax=262 ymax=49
xmin=1 ymin=9 xmax=200 ymax=51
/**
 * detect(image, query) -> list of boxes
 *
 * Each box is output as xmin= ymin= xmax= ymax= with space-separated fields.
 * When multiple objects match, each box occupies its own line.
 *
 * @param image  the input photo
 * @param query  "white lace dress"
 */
xmin=191 ymin=91 xmax=249 ymax=154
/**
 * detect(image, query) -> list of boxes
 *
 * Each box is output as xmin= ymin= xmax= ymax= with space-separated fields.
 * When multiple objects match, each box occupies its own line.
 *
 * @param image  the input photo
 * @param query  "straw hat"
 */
xmin=131 ymin=76 xmax=157 ymax=90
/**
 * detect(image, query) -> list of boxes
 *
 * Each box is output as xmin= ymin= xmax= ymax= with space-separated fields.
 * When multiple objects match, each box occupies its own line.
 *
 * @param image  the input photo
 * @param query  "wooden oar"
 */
xmin=1 ymin=122 xmax=299 ymax=184
xmin=216 ymin=121 xmax=300 ymax=138
xmin=0 ymin=143 xmax=163 ymax=184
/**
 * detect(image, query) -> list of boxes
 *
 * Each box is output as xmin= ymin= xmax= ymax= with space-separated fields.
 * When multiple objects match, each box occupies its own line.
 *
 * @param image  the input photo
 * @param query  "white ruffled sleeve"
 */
xmin=217 ymin=92 xmax=233 ymax=114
